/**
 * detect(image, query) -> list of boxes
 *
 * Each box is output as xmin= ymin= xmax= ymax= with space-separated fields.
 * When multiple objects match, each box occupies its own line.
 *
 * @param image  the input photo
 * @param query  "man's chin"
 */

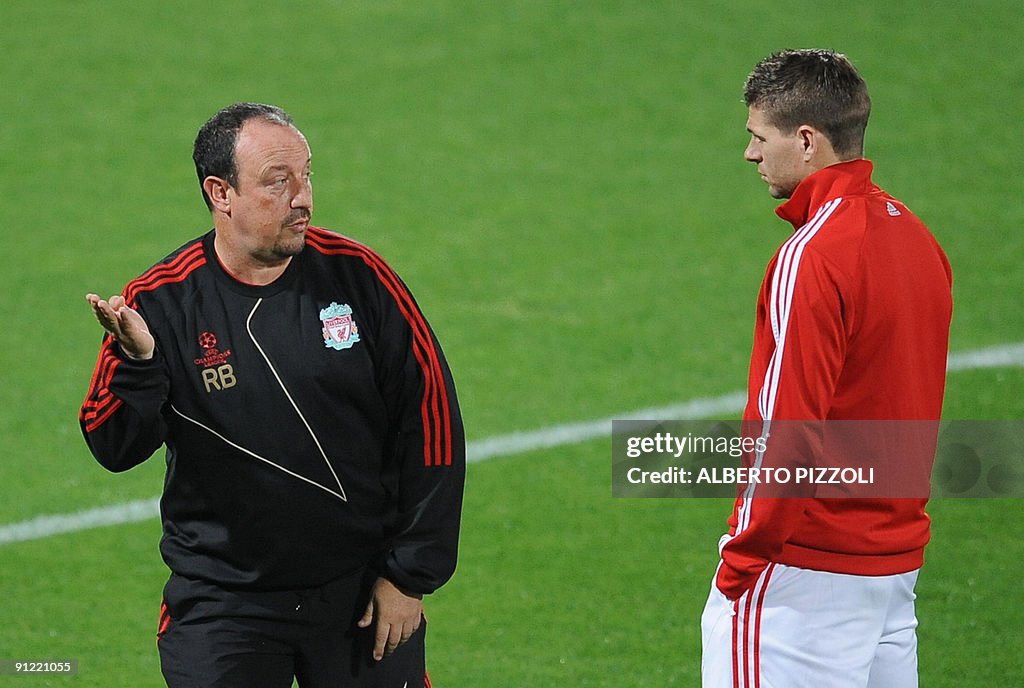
xmin=273 ymin=236 xmax=307 ymax=259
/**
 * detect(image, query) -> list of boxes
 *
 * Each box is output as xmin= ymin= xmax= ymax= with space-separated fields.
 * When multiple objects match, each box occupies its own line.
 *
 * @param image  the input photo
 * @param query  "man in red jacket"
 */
xmin=700 ymin=50 xmax=952 ymax=688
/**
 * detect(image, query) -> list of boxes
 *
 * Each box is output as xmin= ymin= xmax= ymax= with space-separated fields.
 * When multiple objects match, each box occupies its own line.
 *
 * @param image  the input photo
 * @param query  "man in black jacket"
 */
xmin=81 ymin=102 xmax=465 ymax=687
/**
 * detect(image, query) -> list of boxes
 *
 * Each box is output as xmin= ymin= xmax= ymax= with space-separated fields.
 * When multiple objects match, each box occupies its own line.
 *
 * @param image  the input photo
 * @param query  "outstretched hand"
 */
xmin=357 ymin=577 xmax=423 ymax=661
xmin=86 ymin=294 xmax=155 ymax=361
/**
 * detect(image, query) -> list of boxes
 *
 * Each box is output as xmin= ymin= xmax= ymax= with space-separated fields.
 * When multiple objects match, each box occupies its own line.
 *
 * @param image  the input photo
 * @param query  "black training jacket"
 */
xmin=81 ymin=227 xmax=465 ymax=593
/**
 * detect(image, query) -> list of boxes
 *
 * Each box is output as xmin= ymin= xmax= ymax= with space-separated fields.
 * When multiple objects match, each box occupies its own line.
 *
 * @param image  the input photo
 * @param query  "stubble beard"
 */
xmin=272 ymin=210 xmax=311 ymax=258
xmin=270 ymin=233 xmax=306 ymax=260
xmin=249 ymin=228 xmax=306 ymax=265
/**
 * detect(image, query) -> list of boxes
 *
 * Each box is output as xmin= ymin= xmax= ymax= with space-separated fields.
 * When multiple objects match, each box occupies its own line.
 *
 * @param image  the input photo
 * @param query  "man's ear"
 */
xmin=797 ymin=125 xmax=840 ymax=164
xmin=796 ymin=125 xmax=817 ymax=162
xmin=203 ymin=176 xmax=232 ymax=214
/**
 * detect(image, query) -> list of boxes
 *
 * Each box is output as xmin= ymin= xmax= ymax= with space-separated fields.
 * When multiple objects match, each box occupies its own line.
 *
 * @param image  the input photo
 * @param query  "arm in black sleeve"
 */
xmin=371 ymin=272 xmax=466 ymax=596
xmin=79 ymin=335 xmax=171 ymax=473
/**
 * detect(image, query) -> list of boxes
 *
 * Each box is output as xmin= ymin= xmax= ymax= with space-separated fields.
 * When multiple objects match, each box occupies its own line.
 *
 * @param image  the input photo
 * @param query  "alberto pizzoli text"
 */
xmin=626 ymin=466 xmax=875 ymax=486
xmin=621 ymin=430 xmax=876 ymax=487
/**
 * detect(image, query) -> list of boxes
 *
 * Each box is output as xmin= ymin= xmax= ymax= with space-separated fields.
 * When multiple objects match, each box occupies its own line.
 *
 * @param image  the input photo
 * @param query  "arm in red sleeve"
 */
xmin=718 ymin=245 xmax=850 ymax=599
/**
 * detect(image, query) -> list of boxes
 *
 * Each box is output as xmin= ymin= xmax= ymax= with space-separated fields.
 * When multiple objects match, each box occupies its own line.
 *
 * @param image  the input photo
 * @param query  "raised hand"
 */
xmin=86 ymin=294 xmax=156 ymax=361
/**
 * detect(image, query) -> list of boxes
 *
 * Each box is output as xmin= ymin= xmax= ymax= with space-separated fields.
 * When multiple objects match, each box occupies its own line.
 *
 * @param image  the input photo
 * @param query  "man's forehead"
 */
xmin=236 ymin=120 xmax=310 ymax=165
xmin=746 ymin=106 xmax=768 ymax=131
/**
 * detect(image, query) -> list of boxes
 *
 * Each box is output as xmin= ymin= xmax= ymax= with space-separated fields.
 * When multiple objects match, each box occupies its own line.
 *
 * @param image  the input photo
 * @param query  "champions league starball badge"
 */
xmin=320 ymin=302 xmax=361 ymax=350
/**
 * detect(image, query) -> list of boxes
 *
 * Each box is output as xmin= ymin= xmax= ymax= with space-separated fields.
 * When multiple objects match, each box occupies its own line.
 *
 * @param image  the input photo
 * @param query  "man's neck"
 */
xmin=213 ymin=232 xmax=291 ymax=286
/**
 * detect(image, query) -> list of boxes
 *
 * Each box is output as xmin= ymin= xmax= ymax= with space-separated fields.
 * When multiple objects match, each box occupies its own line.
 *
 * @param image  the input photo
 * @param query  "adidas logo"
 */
xmin=886 ymin=201 xmax=902 ymax=217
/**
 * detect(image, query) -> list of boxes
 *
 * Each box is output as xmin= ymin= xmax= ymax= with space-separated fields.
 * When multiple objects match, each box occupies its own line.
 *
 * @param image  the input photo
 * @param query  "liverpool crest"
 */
xmin=320 ymin=303 xmax=361 ymax=350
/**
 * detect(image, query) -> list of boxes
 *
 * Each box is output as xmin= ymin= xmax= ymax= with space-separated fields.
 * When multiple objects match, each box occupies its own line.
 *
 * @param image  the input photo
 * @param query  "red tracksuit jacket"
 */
xmin=717 ymin=159 xmax=953 ymax=600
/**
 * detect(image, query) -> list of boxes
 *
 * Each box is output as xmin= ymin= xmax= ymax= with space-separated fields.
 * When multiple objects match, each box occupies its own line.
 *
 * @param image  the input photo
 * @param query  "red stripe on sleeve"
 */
xmin=124 ymin=244 xmax=206 ymax=303
xmin=80 ymin=244 xmax=206 ymax=433
xmin=306 ymin=228 xmax=453 ymax=467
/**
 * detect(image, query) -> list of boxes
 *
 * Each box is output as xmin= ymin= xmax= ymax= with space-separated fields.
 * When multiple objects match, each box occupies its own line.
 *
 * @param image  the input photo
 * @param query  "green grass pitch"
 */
xmin=1 ymin=1 xmax=1022 ymax=685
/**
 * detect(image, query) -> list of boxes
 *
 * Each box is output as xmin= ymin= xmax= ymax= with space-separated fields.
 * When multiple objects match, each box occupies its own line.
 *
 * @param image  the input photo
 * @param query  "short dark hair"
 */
xmin=192 ymin=102 xmax=295 ymax=210
xmin=744 ymin=49 xmax=871 ymax=159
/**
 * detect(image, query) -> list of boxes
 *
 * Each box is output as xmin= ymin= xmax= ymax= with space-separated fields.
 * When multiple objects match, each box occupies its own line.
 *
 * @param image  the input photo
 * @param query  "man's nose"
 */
xmin=744 ymin=140 xmax=761 ymax=163
xmin=292 ymin=177 xmax=312 ymax=209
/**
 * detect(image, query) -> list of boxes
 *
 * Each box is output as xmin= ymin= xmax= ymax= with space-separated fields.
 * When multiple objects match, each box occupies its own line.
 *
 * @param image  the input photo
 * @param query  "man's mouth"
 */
xmin=286 ymin=215 xmax=310 ymax=230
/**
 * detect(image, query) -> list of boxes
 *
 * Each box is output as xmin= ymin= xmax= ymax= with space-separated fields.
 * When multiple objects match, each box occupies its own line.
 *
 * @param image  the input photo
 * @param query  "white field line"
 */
xmin=2 ymin=342 xmax=1023 ymax=547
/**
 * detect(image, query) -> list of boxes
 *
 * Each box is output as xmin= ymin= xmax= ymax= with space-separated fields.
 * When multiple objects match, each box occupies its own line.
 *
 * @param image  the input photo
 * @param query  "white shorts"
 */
xmin=700 ymin=560 xmax=919 ymax=688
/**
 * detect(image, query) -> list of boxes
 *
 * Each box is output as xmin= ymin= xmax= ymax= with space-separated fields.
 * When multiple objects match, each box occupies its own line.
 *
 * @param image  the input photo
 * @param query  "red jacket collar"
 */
xmin=776 ymin=159 xmax=876 ymax=229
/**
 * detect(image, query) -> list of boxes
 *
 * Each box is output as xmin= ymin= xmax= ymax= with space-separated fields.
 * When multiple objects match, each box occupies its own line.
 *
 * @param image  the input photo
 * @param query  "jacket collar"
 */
xmin=776 ymin=159 xmax=876 ymax=229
